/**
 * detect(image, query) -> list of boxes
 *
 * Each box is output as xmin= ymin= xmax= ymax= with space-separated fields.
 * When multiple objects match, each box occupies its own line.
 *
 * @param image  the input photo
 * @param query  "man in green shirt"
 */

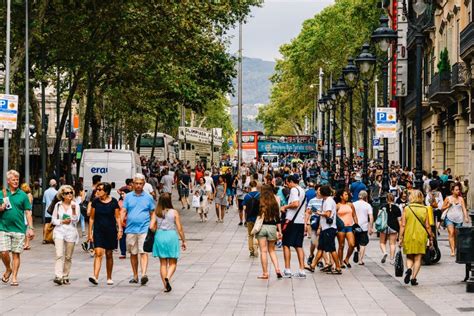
xmin=0 ymin=170 xmax=34 ymax=286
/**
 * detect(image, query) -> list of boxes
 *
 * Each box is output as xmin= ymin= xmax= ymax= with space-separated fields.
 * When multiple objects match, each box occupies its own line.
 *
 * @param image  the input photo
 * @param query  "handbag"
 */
xmin=43 ymin=223 xmax=55 ymax=243
xmin=282 ymin=195 xmax=306 ymax=233
xmin=191 ymin=195 xmax=201 ymax=208
xmin=394 ymin=247 xmax=404 ymax=277
xmin=251 ymin=215 xmax=264 ymax=235
xmin=143 ymin=228 xmax=155 ymax=253
xmin=44 ymin=204 xmax=60 ymax=244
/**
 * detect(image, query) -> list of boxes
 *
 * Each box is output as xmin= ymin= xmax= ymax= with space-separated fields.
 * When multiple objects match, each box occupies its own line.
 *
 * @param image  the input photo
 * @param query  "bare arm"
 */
xmin=350 ymin=203 xmax=358 ymax=225
xmin=174 ymin=210 xmax=186 ymax=250
xmin=399 ymin=211 xmax=406 ymax=246
xmin=461 ymin=197 xmax=470 ymax=222
xmin=441 ymin=197 xmax=451 ymax=211
xmin=88 ymin=206 xmax=95 ymax=242
xmin=114 ymin=207 xmax=123 ymax=239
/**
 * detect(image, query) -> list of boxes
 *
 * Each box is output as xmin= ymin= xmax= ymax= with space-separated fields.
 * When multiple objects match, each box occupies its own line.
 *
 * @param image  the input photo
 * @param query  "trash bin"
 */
xmin=456 ymin=226 xmax=474 ymax=292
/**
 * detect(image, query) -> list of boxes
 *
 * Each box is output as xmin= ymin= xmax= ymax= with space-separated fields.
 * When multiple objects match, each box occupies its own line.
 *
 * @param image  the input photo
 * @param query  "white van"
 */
xmin=261 ymin=153 xmax=279 ymax=168
xmin=79 ymin=149 xmax=142 ymax=192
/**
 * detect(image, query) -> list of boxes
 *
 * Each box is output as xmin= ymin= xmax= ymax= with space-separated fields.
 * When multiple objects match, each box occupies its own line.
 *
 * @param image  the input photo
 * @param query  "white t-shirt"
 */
xmin=286 ymin=186 xmax=306 ymax=224
xmin=353 ymin=200 xmax=372 ymax=231
xmin=204 ymin=176 xmax=213 ymax=192
xmin=144 ymin=182 xmax=154 ymax=195
xmin=320 ymin=196 xmax=337 ymax=230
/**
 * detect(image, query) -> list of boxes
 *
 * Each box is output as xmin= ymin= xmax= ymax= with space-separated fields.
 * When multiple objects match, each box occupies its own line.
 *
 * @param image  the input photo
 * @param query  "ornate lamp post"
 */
xmin=371 ymin=15 xmax=398 ymax=200
xmin=401 ymin=0 xmax=434 ymax=190
xmin=355 ymin=44 xmax=376 ymax=184
xmin=342 ymin=58 xmax=359 ymax=173
xmin=328 ymin=86 xmax=338 ymax=179
xmin=318 ymin=95 xmax=328 ymax=162
xmin=333 ymin=76 xmax=348 ymax=167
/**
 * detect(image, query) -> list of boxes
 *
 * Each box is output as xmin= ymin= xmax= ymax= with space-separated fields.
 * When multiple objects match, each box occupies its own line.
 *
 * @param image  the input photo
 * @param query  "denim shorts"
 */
xmin=444 ymin=218 xmax=463 ymax=228
xmin=340 ymin=226 xmax=353 ymax=233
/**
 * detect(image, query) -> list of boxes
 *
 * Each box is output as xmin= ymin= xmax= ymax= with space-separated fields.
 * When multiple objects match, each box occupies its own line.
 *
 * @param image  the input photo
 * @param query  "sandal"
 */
xmin=304 ymin=265 xmax=315 ymax=273
xmin=23 ymin=246 xmax=31 ymax=250
xmin=129 ymin=278 xmax=138 ymax=284
xmin=332 ymin=269 xmax=342 ymax=275
xmin=343 ymin=261 xmax=352 ymax=269
xmin=257 ymin=274 xmax=269 ymax=279
xmin=10 ymin=281 xmax=19 ymax=286
xmin=276 ymin=270 xmax=283 ymax=279
xmin=404 ymin=268 xmax=412 ymax=285
xmin=2 ymin=271 xmax=12 ymax=283
xmin=320 ymin=265 xmax=332 ymax=272
xmin=164 ymin=278 xmax=172 ymax=292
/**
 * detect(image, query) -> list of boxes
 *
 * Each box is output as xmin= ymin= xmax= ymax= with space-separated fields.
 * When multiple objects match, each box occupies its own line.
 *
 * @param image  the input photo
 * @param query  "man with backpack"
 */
xmin=243 ymin=181 xmax=260 ymax=257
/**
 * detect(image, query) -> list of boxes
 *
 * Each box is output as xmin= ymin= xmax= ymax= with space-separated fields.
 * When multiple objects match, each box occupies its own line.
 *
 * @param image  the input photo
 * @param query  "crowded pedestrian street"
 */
xmin=0 ymin=192 xmax=471 ymax=316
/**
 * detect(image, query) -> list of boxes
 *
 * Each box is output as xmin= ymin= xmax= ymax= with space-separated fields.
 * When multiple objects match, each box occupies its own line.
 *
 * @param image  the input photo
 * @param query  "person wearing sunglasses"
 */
xmin=51 ymin=185 xmax=79 ymax=285
xmin=88 ymin=182 xmax=122 ymax=285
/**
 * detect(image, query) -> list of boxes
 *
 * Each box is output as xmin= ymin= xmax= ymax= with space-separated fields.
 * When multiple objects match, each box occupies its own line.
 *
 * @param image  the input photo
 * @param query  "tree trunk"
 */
xmin=150 ymin=114 xmax=159 ymax=159
xmin=52 ymin=69 xmax=81 ymax=173
xmin=82 ymin=72 xmax=95 ymax=149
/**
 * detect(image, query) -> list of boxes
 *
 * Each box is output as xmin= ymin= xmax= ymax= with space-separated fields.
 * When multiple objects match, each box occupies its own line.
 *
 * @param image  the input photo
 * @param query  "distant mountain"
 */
xmin=230 ymin=57 xmax=275 ymax=131
xmin=230 ymin=57 xmax=275 ymax=105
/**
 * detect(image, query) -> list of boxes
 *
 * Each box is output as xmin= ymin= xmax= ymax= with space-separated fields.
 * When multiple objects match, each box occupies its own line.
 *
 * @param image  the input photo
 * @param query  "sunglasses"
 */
xmin=96 ymin=188 xmax=104 ymax=192
xmin=63 ymin=191 xmax=73 ymax=195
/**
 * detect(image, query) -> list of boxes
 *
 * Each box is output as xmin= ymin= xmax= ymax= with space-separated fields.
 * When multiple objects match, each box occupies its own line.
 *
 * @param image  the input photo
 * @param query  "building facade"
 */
xmin=389 ymin=0 xmax=473 ymax=207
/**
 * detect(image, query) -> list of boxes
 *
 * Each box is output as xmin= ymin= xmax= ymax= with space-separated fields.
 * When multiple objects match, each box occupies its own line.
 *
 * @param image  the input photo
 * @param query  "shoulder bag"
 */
xmin=44 ymin=203 xmax=60 ymax=243
xmin=282 ymin=191 xmax=306 ymax=234
xmin=251 ymin=213 xmax=264 ymax=235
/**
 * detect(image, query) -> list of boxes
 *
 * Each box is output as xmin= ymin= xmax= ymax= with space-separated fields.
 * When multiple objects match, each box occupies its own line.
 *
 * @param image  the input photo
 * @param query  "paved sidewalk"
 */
xmin=0 ymin=196 xmax=473 ymax=315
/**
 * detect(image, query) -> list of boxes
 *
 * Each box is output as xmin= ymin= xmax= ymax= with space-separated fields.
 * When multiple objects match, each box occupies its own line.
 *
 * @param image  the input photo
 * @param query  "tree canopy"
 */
xmin=257 ymin=0 xmax=381 ymax=141
xmin=0 ymin=0 xmax=260 ymax=171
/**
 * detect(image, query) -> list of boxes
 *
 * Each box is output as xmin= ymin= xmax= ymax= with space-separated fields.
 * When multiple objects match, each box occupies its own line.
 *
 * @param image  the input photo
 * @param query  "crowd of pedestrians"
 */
xmin=0 ymin=156 xmax=471 ymax=291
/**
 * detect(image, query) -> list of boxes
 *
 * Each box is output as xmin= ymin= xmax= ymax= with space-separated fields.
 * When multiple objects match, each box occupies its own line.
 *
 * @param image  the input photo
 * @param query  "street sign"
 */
xmin=0 ymin=94 xmax=19 ymax=130
xmin=375 ymin=107 xmax=397 ymax=138
xmin=228 ymin=140 xmax=233 ymax=147
xmin=372 ymin=138 xmax=383 ymax=150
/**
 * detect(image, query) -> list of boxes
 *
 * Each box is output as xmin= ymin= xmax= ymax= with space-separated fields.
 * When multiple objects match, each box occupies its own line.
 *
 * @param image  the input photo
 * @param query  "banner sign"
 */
xmin=178 ymin=127 xmax=211 ymax=144
xmin=212 ymin=128 xmax=223 ymax=147
xmin=258 ymin=141 xmax=316 ymax=153
xmin=0 ymin=94 xmax=19 ymax=130
xmin=375 ymin=108 xmax=397 ymax=138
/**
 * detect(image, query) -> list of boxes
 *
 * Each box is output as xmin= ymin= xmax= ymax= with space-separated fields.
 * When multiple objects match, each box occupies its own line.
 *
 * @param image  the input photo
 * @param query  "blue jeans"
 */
xmin=119 ymin=232 xmax=127 ymax=256
xmin=79 ymin=213 xmax=85 ymax=233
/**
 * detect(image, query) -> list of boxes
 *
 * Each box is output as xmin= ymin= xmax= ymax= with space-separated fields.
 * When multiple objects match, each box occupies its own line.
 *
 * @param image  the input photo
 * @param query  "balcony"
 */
xmin=460 ymin=21 xmax=474 ymax=61
xmin=428 ymin=71 xmax=453 ymax=104
xmin=451 ymin=62 xmax=468 ymax=91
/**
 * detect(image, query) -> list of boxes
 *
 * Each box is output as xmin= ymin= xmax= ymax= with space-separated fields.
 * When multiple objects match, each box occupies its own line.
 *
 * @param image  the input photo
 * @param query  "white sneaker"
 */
xmin=292 ymin=271 xmax=307 ymax=279
xmin=282 ymin=269 xmax=292 ymax=278
xmin=107 ymin=279 xmax=114 ymax=285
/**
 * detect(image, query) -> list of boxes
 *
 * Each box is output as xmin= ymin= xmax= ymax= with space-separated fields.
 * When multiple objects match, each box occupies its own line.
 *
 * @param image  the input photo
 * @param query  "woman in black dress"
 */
xmin=87 ymin=182 xmax=122 ymax=285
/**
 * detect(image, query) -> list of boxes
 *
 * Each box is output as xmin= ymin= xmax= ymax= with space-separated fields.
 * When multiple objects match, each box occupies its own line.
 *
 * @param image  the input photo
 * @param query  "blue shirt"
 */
xmin=305 ymin=188 xmax=316 ymax=202
xmin=43 ymin=187 xmax=58 ymax=218
xmin=307 ymin=197 xmax=323 ymax=213
xmin=123 ymin=191 xmax=155 ymax=234
xmin=350 ymin=181 xmax=367 ymax=202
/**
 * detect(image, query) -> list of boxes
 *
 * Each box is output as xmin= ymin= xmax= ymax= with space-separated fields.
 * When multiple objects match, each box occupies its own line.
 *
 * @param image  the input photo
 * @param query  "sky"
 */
xmin=228 ymin=0 xmax=335 ymax=62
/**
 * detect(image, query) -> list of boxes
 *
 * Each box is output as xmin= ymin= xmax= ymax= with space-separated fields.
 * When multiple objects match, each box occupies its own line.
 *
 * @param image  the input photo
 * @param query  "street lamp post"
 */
xmin=328 ymin=87 xmax=337 ymax=178
xmin=334 ymin=76 xmax=348 ymax=167
xmin=355 ymin=44 xmax=376 ymax=185
xmin=342 ymin=58 xmax=359 ymax=173
xmin=372 ymin=15 xmax=398 ymax=199
xmin=318 ymin=95 xmax=327 ymax=162
xmin=401 ymin=0 xmax=434 ymax=190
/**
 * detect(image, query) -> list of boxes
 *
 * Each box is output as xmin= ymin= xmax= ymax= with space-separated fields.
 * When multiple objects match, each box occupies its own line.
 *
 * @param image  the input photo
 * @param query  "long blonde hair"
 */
xmin=155 ymin=193 xmax=174 ymax=218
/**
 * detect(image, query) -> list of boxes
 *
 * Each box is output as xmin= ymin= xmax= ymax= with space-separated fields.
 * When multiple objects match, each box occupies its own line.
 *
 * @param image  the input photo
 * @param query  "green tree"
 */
xmin=257 ymin=0 xmax=380 ymax=147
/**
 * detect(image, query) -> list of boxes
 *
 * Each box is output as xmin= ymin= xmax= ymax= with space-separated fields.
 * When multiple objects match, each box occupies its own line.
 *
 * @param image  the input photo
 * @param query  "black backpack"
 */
xmin=245 ymin=193 xmax=260 ymax=218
